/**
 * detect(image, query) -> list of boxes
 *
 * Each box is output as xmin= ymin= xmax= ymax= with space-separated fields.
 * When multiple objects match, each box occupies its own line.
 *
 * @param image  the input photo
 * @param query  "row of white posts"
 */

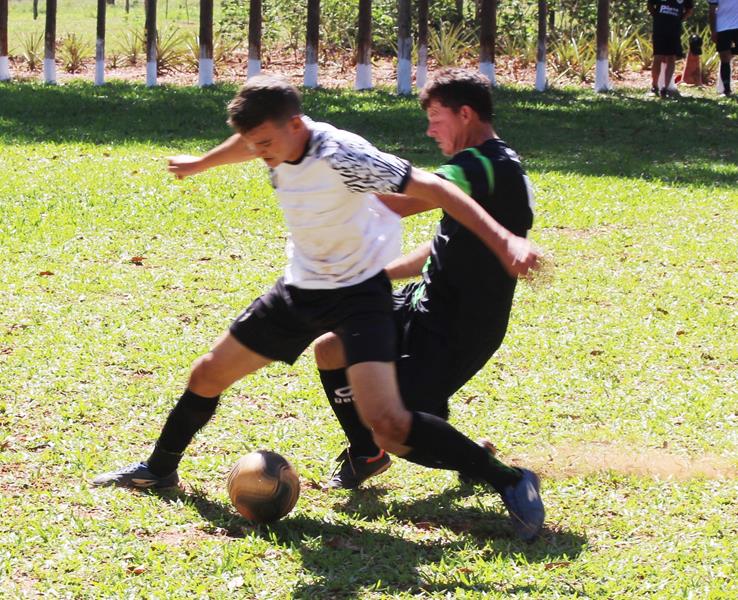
xmin=0 ymin=0 xmax=614 ymax=93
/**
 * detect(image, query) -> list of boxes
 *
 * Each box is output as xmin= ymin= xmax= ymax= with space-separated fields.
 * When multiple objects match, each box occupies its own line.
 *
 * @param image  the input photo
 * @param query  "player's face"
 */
xmin=241 ymin=117 xmax=304 ymax=167
xmin=425 ymin=100 xmax=466 ymax=157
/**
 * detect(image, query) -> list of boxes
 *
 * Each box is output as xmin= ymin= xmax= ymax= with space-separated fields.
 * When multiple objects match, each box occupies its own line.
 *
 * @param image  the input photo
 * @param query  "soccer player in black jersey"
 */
xmin=649 ymin=0 xmax=694 ymax=97
xmin=316 ymin=68 xmax=545 ymax=541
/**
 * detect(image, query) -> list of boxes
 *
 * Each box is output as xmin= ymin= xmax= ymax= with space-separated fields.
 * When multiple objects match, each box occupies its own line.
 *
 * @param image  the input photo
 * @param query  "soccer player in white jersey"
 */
xmin=92 ymin=77 xmax=541 ymax=539
xmin=709 ymin=0 xmax=738 ymax=96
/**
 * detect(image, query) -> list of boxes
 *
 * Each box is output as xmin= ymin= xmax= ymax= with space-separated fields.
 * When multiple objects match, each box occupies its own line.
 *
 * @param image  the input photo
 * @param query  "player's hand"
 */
xmin=167 ymin=155 xmax=205 ymax=179
xmin=501 ymin=235 xmax=543 ymax=278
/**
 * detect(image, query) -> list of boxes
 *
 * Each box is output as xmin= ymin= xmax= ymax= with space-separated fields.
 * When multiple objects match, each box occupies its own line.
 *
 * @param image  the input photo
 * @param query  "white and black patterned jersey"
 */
xmin=269 ymin=117 xmax=411 ymax=289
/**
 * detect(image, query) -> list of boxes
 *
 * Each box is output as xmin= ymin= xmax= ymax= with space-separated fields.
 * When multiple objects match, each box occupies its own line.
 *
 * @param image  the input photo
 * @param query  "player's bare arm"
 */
xmin=403 ymin=167 xmax=540 ymax=278
xmin=384 ymin=242 xmax=432 ymax=280
xmin=167 ymin=133 xmax=257 ymax=179
xmin=377 ymin=193 xmax=435 ymax=217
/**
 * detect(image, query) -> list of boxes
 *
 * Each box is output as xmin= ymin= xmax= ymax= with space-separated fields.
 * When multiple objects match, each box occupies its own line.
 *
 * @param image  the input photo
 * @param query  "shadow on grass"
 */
xmin=2 ymin=81 xmax=734 ymax=186
xmin=151 ymin=483 xmax=586 ymax=596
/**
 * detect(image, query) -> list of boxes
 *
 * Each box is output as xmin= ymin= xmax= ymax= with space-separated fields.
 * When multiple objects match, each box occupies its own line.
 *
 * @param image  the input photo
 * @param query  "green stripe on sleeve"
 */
xmin=435 ymin=164 xmax=472 ymax=196
xmin=466 ymin=147 xmax=495 ymax=195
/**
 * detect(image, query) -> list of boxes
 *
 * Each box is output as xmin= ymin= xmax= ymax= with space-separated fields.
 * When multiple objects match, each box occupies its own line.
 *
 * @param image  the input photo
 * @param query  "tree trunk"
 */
xmin=595 ymin=0 xmax=610 ymax=91
xmin=479 ymin=0 xmax=496 ymax=86
xmin=33 ymin=0 xmax=38 ymax=20
xmin=0 ymin=0 xmax=9 ymax=81
xmin=535 ymin=0 xmax=546 ymax=91
xmin=106 ymin=0 xmax=114 ymax=5
xmin=125 ymin=0 xmax=129 ymax=14
xmin=95 ymin=0 xmax=106 ymax=85
xmin=304 ymin=0 xmax=319 ymax=88
xmin=548 ymin=7 xmax=554 ymax=33
xmin=145 ymin=0 xmax=156 ymax=86
xmin=416 ymin=0 xmax=428 ymax=89
xmin=44 ymin=0 xmax=57 ymax=83
xmin=454 ymin=0 xmax=463 ymax=23
xmin=355 ymin=0 xmax=372 ymax=89
xmin=397 ymin=0 xmax=411 ymax=94
xmin=247 ymin=0 xmax=261 ymax=77
xmin=199 ymin=0 xmax=213 ymax=85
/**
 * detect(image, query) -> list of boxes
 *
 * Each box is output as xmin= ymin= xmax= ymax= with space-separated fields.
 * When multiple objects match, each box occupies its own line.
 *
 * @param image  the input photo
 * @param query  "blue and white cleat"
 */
xmin=501 ymin=468 xmax=545 ymax=542
xmin=92 ymin=461 xmax=179 ymax=489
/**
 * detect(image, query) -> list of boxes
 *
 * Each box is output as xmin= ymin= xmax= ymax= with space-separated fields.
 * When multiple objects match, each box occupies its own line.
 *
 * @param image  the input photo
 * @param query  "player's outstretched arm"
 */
xmin=377 ymin=193 xmax=435 ymax=217
xmin=167 ymin=133 xmax=257 ymax=179
xmin=403 ymin=167 xmax=541 ymax=278
xmin=384 ymin=242 xmax=432 ymax=280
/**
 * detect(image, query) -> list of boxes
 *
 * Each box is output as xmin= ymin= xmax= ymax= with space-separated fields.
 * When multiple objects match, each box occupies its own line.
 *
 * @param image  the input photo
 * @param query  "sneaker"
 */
xmin=326 ymin=448 xmax=391 ymax=489
xmin=92 ymin=461 xmax=179 ymax=489
xmin=501 ymin=468 xmax=545 ymax=542
xmin=650 ymin=86 xmax=659 ymax=96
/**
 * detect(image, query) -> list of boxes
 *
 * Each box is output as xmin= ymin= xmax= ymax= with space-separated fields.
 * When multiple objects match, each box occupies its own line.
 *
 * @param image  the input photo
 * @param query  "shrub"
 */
xmin=429 ymin=21 xmax=473 ymax=67
xmin=19 ymin=31 xmax=44 ymax=71
xmin=116 ymin=28 xmax=144 ymax=66
xmin=58 ymin=33 xmax=94 ymax=73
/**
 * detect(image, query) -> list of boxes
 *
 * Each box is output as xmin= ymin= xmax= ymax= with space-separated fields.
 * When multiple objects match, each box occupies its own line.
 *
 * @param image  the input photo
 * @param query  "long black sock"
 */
xmin=319 ymin=369 xmax=379 ymax=457
xmin=403 ymin=411 xmax=520 ymax=493
xmin=721 ymin=61 xmax=732 ymax=92
xmin=146 ymin=389 xmax=220 ymax=476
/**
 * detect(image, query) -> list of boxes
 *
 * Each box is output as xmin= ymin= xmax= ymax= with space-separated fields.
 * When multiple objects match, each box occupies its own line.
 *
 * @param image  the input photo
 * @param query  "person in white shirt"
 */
xmin=92 ymin=77 xmax=541 ymax=533
xmin=709 ymin=0 xmax=738 ymax=96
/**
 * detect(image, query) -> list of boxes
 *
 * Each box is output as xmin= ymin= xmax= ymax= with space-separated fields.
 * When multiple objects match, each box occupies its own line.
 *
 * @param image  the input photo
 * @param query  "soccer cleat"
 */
xmin=326 ymin=448 xmax=391 ymax=489
xmin=91 ymin=461 xmax=179 ymax=489
xmin=500 ymin=468 xmax=545 ymax=542
xmin=650 ymin=86 xmax=659 ymax=96
xmin=659 ymin=88 xmax=668 ymax=99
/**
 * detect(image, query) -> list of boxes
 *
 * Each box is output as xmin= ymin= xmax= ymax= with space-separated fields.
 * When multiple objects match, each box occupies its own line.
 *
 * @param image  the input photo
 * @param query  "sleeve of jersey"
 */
xmin=434 ymin=151 xmax=493 ymax=199
xmin=327 ymin=140 xmax=412 ymax=195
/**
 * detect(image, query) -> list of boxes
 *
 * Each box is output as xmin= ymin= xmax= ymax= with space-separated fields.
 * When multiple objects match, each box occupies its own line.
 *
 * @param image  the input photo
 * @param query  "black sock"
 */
xmin=403 ymin=411 xmax=521 ymax=493
xmin=721 ymin=61 xmax=732 ymax=92
xmin=319 ymin=369 xmax=380 ymax=457
xmin=146 ymin=389 xmax=220 ymax=476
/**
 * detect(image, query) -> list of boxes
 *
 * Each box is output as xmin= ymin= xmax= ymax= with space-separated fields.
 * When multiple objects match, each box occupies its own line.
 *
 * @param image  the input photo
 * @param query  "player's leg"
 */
xmin=651 ymin=54 xmax=664 ymax=94
xmin=663 ymin=55 xmax=676 ymax=96
xmin=717 ymin=31 xmax=734 ymax=96
xmin=92 ymin=332 xmax=273 ymax=488
xmin=347 ymin=361 xmax=544 ymax=541
xmin=93 ymin=278 xmax=312 ymax=489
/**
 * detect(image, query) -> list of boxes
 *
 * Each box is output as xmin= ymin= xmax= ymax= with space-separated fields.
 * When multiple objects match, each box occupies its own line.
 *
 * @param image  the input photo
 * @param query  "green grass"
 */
xmin=6 ymin=0 xmax=206 ymax=53
xmin=1 ymin=81 xmax=737 ymax=598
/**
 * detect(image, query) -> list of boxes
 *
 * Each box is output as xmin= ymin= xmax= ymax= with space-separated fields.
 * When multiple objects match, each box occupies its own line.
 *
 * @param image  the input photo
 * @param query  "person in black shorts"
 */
xmin=315 ymin=68 xmax=545 ymax=541
xmin=649 ymin=0 xmax=694 ymax=97
xmin=91 ymin=75 xmax=544 ymax=539
xmin=709 ymin=0 xmax=738 ymax=96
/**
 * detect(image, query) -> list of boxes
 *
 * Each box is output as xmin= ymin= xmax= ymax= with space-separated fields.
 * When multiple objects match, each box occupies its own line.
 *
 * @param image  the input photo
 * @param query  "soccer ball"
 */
xmin=227 ymin=451 xmax=300 ymax=523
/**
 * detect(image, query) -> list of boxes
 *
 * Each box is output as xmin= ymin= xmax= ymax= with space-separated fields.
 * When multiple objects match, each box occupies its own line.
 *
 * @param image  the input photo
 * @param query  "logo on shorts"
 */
xmin=333 ymin=385 xmax=354 ymax=404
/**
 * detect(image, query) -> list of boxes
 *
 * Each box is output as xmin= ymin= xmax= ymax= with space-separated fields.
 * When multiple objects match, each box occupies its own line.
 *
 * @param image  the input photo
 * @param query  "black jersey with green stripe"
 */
xmin=410 ymin=138 xmax=534 ymax=348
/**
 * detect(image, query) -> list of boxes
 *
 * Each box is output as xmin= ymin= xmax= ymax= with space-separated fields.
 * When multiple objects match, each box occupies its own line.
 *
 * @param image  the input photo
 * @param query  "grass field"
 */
xmin=1 ymin=81 xmax=737 ymax=597
xmin=6 ymin=0 xmax=205 ymax=51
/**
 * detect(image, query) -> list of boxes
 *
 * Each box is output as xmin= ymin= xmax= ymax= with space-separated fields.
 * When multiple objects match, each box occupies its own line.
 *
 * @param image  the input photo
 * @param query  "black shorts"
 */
xmin=391 ymin=281 xmax=515 ymax=419
xmin=653 ymin=25 xmax=683 ymax=57
xmin=716 ymin=29 xmax=738 ymax=53
xmin=229 ymin=271 xmax=396 ymax=366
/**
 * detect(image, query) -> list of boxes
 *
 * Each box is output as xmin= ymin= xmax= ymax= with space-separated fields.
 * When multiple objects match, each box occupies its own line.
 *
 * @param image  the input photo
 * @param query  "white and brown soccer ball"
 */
xmin=227 ymin=451 xmax=300 ymax=523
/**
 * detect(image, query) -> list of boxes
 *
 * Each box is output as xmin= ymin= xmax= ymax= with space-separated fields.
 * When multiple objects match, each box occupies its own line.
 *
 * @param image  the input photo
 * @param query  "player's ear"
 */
xmin=459 ymin=105 xmax=474 ymax=124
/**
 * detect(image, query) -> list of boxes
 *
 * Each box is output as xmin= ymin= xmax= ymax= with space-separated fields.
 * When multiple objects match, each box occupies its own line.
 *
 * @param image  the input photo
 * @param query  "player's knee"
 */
xmin=314 ymin=333 xmax=347 ymax=370
xmin=365 ymin=410 xmax=410 ymax=445
xmin=188 ymin=353 xmax=227 ymax=396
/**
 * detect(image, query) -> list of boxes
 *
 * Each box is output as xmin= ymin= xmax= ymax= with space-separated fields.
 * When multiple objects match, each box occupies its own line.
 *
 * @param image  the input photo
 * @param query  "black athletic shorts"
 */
xmin=716 ymin=29 xmax=738 ymax=53
xmin=653 ymin=24 xmax=683 ymax=56
xmin=229 ymin=271 xmax=396 ymax=366
xmin=391 ymin=279 xmax=516 ymax=420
